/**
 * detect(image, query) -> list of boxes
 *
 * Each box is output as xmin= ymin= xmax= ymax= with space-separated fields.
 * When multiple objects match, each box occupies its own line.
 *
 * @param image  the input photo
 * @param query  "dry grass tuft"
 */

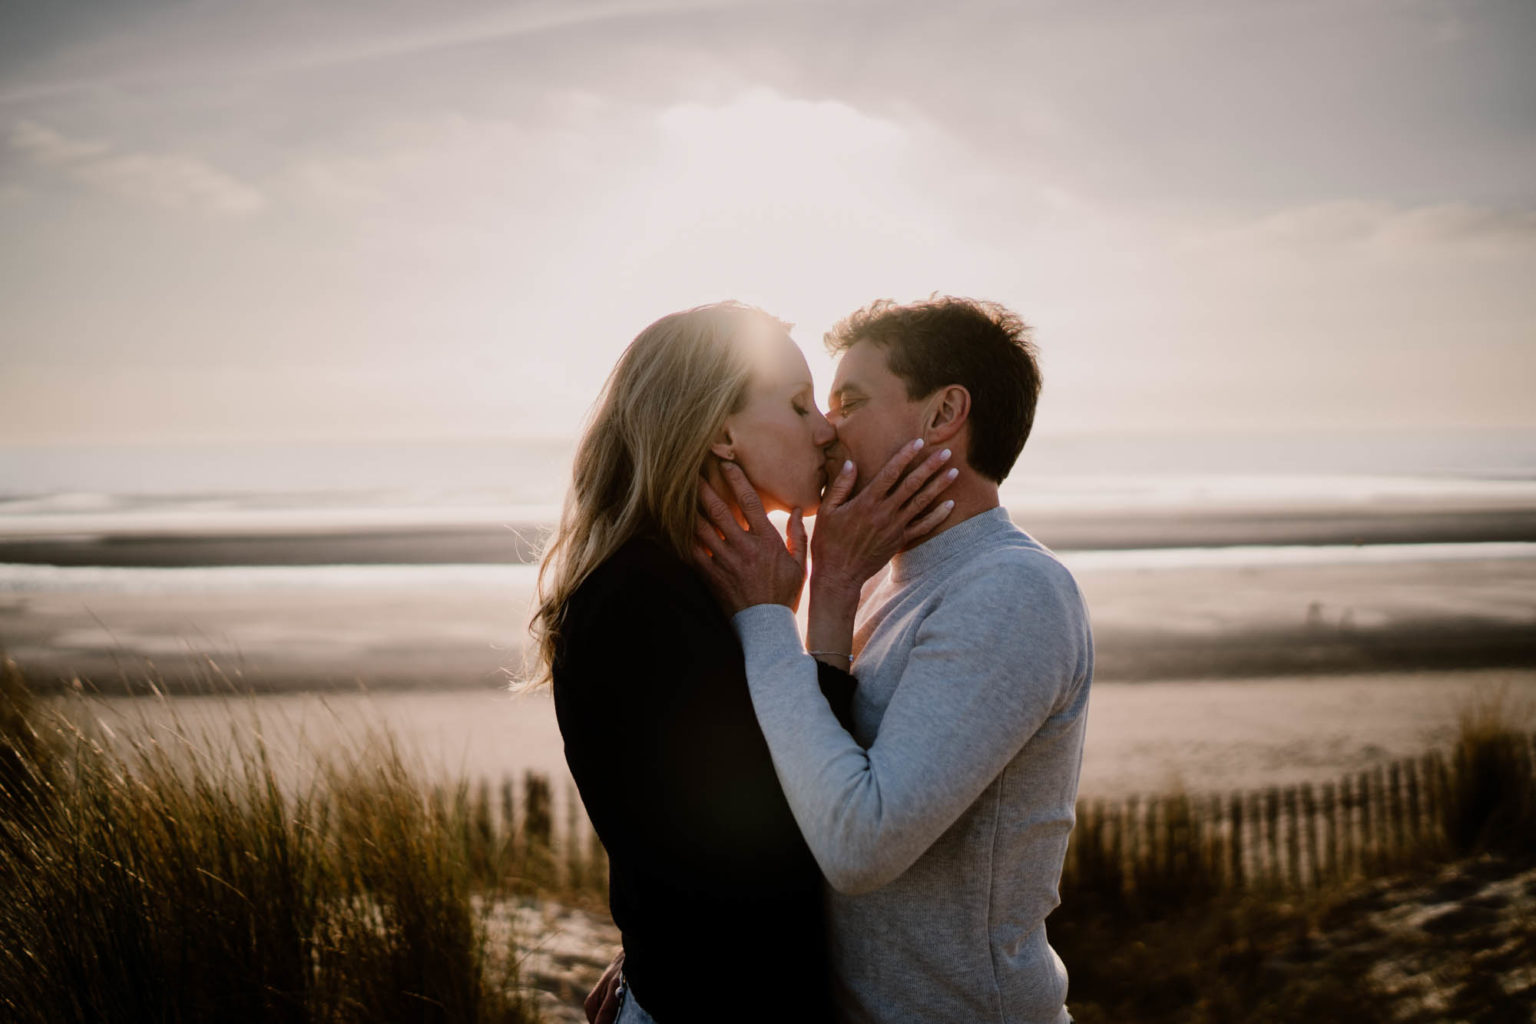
xmin=0 ymin=660 xmax=539 ymax=1024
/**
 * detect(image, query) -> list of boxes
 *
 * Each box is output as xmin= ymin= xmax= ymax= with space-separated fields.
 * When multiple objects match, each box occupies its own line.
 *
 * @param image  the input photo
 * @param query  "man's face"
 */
xmin=826 ymin=339 xmax=928 ymax=498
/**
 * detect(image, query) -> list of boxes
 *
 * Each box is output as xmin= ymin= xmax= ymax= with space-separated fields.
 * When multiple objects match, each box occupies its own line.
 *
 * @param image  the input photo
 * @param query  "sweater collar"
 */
xmin=890 ymin=506 xmax=1015 ymax=584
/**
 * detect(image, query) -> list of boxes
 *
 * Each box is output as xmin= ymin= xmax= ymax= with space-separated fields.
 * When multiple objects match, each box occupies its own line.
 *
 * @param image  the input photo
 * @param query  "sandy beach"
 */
xmin=5 ymin=489 xmax=1533 ymax=803
xmin=48 ymin=668 xmax=1536 ymax=802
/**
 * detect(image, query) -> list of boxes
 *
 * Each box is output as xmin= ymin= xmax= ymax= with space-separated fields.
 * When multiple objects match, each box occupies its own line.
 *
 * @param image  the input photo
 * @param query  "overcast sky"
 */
xmin=2 ymin=0 xmax=1532 ymax=445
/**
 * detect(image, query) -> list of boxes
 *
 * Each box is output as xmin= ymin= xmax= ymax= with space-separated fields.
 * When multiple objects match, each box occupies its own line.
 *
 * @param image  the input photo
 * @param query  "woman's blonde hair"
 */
xmin=524 ymin=301 xmax=791 ymax=688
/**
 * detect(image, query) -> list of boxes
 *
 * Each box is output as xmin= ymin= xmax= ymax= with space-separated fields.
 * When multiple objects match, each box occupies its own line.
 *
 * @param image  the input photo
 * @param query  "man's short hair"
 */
xmin=825 ymin=296 xmax=1041 ymax=483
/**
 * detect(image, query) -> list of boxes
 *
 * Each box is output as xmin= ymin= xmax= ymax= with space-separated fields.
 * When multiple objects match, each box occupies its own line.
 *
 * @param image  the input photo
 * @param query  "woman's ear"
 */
xmin=708 ymin=423 xmax=737 ymax=462
xmin=922 ymin=385 xmax=970 ymax=446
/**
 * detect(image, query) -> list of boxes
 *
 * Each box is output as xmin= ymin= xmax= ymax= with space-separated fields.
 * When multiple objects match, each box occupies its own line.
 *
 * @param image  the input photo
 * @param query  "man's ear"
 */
xmin=708 ymin=422 xmax=737 ymax=461
xmin=922 ymin=385 xmax=970 ymax=446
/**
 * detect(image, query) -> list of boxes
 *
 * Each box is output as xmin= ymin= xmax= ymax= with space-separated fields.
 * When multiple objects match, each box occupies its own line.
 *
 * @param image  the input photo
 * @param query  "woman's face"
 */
xmin=716 ymin=332 xmax=838 ymax=514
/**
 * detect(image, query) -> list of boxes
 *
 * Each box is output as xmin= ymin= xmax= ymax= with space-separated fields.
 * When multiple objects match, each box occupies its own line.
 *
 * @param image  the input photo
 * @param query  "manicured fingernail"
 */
xmin=913 ymin=438 xmax=924 ymax=450
xmin=842 ymin=460 xmax=854 ymax=473
xmin=939 ymin=448 xmax=952 ymax=461
xmin=942 ymin=499 xmax=955 ymax=509
xmin=945 ymin=468 xmax=959 ymax=480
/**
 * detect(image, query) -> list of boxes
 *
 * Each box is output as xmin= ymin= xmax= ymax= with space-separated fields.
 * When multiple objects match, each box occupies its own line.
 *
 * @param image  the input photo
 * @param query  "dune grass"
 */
xmin=0 ymin=658 xmax=540 ymax=1024
xmin=1052 ymin=683 xmax=1536 ymax=1023
xmin=1442 ymin=684 xmax=1535 ymax=858
xmin=6 ymin=654 xmax=1532 ymax=1024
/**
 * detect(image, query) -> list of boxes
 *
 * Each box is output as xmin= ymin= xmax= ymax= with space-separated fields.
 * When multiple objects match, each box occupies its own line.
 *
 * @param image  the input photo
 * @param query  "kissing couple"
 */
xmin=529 ymin=296 xmax=1093 ymax=1024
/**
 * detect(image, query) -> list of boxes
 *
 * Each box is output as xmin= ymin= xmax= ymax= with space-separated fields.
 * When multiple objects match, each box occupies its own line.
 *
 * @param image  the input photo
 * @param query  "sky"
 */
xmin=1 ymin=0 xmax=1533 ymax=446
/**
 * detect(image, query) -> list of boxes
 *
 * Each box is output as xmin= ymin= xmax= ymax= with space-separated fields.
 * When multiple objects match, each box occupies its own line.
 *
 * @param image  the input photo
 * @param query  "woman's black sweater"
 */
xmin=552 ymin=535 xmax=853 ymax=1024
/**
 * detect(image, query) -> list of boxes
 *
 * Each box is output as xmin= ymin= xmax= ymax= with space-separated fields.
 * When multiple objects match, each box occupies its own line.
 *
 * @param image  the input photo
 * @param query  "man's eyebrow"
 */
xmin=830 ymin=382 xmax=864 ymax=402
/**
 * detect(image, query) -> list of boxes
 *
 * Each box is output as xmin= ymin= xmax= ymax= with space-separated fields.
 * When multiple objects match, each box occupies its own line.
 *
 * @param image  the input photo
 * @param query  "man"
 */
xmin=705 ymin=296 xmax=1094 ymax=1023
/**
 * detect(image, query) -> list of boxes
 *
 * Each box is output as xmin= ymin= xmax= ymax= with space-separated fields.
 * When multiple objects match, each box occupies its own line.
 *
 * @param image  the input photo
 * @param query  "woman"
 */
xmin=528 ymin=302 xmax=947 ymax=1023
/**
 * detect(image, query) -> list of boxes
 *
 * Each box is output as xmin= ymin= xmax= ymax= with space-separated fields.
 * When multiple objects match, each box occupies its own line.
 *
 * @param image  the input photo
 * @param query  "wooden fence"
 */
xmin=446 ymin=731 xmax=1536 ymax=904
xmin=1062 ymin=731 xmax=1536 ymax=909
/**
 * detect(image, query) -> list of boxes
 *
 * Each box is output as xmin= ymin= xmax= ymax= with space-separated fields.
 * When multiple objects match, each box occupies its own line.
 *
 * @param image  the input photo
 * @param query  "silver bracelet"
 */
xmin=808 ymin=650 xmax=853 ymax=664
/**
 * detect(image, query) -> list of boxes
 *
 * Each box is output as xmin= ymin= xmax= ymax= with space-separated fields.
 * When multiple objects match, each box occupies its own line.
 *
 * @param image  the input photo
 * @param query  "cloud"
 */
xmin=8 ymin=119 xmax=108 ymax=163
xmin=1184 ymin=199 xmax=1536 ymax=258
xmin=8 ymin=119 xmax=265 ymax=217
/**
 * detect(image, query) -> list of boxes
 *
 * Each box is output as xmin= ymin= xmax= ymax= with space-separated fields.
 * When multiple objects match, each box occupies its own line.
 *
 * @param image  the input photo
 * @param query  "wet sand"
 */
xmin=4 ymin=541 xmax=1531 ymax=691
xmin=2 ymin=500 xmax=1535 ymax=566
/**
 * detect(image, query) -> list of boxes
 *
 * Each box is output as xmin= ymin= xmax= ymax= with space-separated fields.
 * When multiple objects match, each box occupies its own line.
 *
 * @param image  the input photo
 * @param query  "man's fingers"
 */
xmin=719 ymin=461 xmax=774 ymax=533
xmin=585 ymin=951 xmax=624 ymax=1024
xmin=903 ymin=498 xmax=956 ymax=544
xmin=865 ymin=438 xmax=926 ymax=498
xmin=691 ymin=519 xmax=718 ymax=558
xmin=821 ymin=459 xmax=856 ymax=512
xmin=693 ymin=516 xmax=723 ymax=552
xmin=697 ymin=478 xmax=741 ymax=539
xmin=688 ymin=540 xmax=733 ymax=602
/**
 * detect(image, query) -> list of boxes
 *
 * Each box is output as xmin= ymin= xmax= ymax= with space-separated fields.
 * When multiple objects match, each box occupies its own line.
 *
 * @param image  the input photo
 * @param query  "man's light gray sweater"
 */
xmin=733 ymin=507 xmax=1093 ymax=1024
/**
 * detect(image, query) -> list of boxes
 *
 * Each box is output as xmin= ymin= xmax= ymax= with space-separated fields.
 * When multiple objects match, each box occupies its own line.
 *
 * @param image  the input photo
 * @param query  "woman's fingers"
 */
xmin=903 ymin=498 xmax=956 ymax=544
xmin=820 ymin=459 xmax=857 ymax=513
xmin=864 ymin=438 xmax=926 ymax=498
xmin=904 ymin=463 xmax=960 ymax=517
xmin=893 ymin=447 xmax=954 ymax=507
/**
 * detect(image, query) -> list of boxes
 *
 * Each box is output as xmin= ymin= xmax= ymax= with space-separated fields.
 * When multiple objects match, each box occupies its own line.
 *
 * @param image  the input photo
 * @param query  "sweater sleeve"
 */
xmin=732 ymin=555 xmax=1088 ymax=894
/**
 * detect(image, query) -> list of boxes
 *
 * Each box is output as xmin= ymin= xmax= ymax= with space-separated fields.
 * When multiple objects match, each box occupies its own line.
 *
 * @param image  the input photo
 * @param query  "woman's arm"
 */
xmin=556 ymin=545 xmax=813 ymax=891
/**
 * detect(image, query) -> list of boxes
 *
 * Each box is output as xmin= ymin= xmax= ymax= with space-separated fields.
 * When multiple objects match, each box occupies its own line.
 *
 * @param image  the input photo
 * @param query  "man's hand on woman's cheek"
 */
xmin=690 ymin=461 xmax=808 ymax=615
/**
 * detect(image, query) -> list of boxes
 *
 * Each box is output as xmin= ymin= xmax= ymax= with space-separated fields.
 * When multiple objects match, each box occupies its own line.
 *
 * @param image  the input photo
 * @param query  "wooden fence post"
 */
xmin=1263 ymin=788 xmax=1281 ymax=888
xmin=1427 ymin=750 xmax=1448 ymax=852
xmin=1300 ymin=784 xmax=1320 ymax=889
xmin=1340 ymin=775 xmax=1358 ymax=878
xmin=1320 ymin=781 xmax=1338 ymax=883
xmin=1280 ymin=787 xmax=1298 ymax=888
xmin=1357 ymin=770 xmax=1375 ymax=874
xmin=1207 ymin=794 xmax=1225 ymax=889
xmin=1242 ymin=790 xmax=1258 ymax=885
xmin=1140 ymin=796 xmax=1161 ymax=902
xmin=1387 ymin=762 xmax=1406 ymax=870
xmin=1124 ymin=796 xmax=1141 ymax=897
xmin=1228 ymin=793 xmax=1245 ymax=888
xmin=1404 ymin=757 xmax=1422 ymax=851
xmin=1108 ymin=800 xmax=1126 ymax=906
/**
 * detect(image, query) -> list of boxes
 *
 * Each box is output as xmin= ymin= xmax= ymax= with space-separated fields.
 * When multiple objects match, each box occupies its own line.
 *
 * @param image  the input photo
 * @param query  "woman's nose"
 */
xmin=812 ymin=409 xmax=836 ymax=447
